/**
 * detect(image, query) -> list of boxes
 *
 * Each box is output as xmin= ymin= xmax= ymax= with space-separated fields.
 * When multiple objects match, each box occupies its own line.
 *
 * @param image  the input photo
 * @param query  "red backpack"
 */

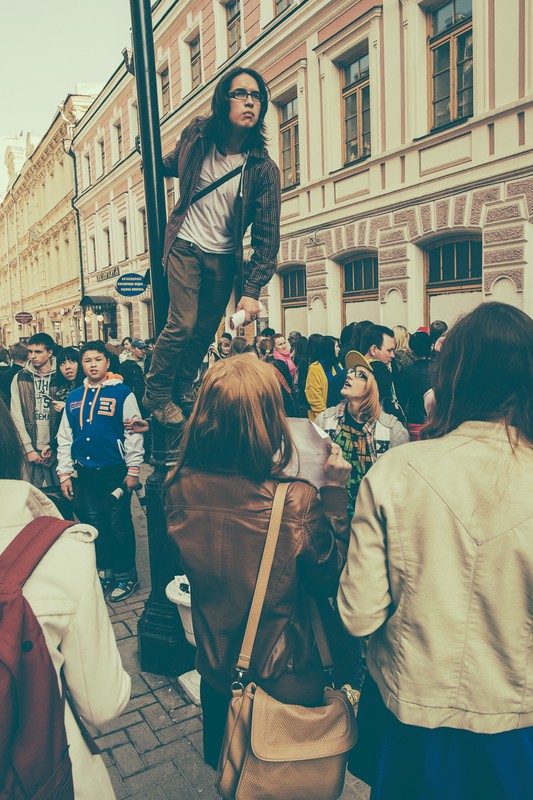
xmin=0 ymin=516 xmax=77 ymax=800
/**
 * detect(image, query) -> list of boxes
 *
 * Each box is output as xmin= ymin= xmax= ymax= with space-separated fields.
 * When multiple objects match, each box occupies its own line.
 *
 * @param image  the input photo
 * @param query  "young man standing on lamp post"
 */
xmin=143 ymin=67 xmax=281 ymax=427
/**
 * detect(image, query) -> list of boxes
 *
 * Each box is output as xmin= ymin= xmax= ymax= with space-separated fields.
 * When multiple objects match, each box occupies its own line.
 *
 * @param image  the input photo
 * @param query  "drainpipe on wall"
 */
xmin=59 ymin=103 xmax=87 ymax=342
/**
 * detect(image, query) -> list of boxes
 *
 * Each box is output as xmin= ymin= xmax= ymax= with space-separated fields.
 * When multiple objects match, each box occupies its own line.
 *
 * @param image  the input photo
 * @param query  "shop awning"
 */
xmin=80 ymin=295 xmax=117 ymax=307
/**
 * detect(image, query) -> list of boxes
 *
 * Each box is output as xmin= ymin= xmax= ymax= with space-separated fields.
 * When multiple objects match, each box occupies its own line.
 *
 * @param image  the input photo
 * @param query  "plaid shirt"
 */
xmin=162 ymin=117 xmax=281 ymax=299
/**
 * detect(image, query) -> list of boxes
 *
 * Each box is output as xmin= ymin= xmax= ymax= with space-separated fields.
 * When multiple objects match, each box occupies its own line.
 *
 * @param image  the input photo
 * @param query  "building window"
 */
xmin=343 ymin=256 xmax=378 ymax=297
xmin=275 ymin=0 xmax=293 ymax=15
xmin=342 ymin=49 xmax=371 ymax=164
xmin=226 ymin=0 xmax=241 ymax=56
xmin=83 ymin=154 xmax=92 ymax=187
xmin=427 ymin=239 xmax=481 ymax=287
xmin=160 ymin=67 xmax=170 ymax=116
xmin=103 ymin=227 xmax=112 ymax=266
xmin=190 ymin=37 xmax=202 ymax=90
xmin=429 ymin=0 xmax=473 ymax=129
xmin=279 ymin=97 xmax=299 ymax=190
xmin=98 ymin=139 xmax=105 ymax=175
xmin=281 ymin=268 xmax=307 ymax=303
xmin=166 ymin=179 xmax=175 ymax=215
xmin=112 ymin=120 xmax=123 ymax=162
xmin=140 ymin=208 xmax=148 ymax=253
xmin=89 ymin=235 xmax=97 ymax=272
xmin=120 ymin=219 xmax=129 ymax=261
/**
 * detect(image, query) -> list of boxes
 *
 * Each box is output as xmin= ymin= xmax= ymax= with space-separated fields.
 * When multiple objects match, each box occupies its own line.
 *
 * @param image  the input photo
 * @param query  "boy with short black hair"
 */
xmin=57 ymin=340 xmax=144 ymax=601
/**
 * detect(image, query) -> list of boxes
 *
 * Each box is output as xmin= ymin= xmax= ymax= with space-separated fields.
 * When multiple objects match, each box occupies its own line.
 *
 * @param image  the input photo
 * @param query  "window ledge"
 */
xmin=413 ymin=115 xmax=473 ymax=143
xmin=329 ymin=154 xmax=372 ymax=176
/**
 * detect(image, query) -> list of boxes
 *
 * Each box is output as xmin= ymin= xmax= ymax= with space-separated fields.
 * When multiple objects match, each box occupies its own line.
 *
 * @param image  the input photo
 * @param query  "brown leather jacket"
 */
xmin=166 ymin=469 xmax=349 ymax=698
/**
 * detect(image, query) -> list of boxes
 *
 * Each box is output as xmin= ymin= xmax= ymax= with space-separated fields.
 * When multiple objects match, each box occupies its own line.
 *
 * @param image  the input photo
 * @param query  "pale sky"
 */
xmin=0 ymin=0 xmax=133 ymax=138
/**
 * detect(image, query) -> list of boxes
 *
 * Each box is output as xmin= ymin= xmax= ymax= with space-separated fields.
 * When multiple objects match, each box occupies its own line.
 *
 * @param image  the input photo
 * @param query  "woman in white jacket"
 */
xmin=338 ymin=302 xmax=533 ymax=800
xmin=0 ymin=398 xmax=131 ymax=799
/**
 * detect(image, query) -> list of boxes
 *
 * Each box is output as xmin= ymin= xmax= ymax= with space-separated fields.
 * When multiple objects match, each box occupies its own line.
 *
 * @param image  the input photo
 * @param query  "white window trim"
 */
xmin=314 ymin=9 xmax=382 ymax=174
xmin=110 ymin=114 xmax=124 ymax=164
xmin=267 ymin=60 xmax=307 ymax=187
xmin=156 ymin=57 xmax=172 ymax=118
xmin=180 ymin=20 xmax=203 ymax=98
xmin=128 ymin=99 xmax=140 ymax=150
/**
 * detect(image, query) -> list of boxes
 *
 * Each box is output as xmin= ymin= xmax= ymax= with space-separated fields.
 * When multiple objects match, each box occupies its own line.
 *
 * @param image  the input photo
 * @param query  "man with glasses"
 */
xmin=143 ymin=67 xmax=281 ymax=426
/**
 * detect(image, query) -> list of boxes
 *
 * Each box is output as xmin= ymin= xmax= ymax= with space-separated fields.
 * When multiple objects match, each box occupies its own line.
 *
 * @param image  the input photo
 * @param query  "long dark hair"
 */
xmin=204 ymin=67 xmax=270 ymax=152
xmin=315 ymin=335 xmax=340 ymax=370
xmin=423 ymin=302 xmax=533 ymax=445
xmin=56 ymin=347 xmax=82 ymax=385
xmin=0 ymin=396 xmax=25 ymax=480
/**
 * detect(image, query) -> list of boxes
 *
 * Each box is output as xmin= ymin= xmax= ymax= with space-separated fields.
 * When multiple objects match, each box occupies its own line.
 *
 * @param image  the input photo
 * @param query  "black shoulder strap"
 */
xmin=191 ymin=164 xmax=243 ymax=205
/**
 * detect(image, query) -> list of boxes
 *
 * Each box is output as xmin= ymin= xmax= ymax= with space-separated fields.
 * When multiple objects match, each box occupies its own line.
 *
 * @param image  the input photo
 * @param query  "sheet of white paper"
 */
xmin=285 ymin=418 xmax=331 ymax=488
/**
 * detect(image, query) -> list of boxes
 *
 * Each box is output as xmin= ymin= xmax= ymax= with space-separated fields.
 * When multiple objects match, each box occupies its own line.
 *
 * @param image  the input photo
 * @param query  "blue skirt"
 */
xmin=350 ymin=674 xmax=533 ymax=800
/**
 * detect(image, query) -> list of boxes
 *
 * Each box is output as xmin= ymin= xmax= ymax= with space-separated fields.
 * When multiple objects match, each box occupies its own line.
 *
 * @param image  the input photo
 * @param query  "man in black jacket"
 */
xmin=361 ymin=324 xmax=406 ymax=426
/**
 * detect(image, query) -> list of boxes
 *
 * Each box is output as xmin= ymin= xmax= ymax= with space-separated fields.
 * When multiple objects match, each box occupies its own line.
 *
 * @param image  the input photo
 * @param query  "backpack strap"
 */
xmin=191 ymin=165 xmax=243 ymax=205
xmin=0 ymin=516 xmax=75 ymax=587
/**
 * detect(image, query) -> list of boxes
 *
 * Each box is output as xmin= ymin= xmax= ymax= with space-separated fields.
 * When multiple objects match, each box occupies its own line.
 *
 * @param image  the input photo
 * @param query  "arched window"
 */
xmin=425 ymin=237 xmax=482 ymax=323
xmin=341 ymin=253 xmax=379 ymax=325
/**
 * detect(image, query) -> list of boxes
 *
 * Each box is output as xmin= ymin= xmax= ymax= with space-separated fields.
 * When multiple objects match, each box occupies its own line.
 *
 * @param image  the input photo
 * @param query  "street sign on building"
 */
xmin=116 ymin=273 xmax=147 ymax=297
xmin=15 ymin=312 xmax=33 ymax=324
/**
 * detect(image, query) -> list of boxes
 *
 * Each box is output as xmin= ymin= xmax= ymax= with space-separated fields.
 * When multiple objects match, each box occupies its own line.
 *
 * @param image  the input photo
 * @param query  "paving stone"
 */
xmin=127 ymin=722 xmax=161 ymax=754
xmin=112 ymin=621 xmax=132 ymax=640
xmin=129 ymin=789 xmax=166 ymax=800
xmin=187 ymin=730 xmax=204 ymax=757
xmin=154 ymin=684 xmax=188 ymax=712
xmin=159 ymin=774 xmax=194 ymax=799
xmin=101 ymin=752 xmax=114 ymax=768
xmin=106 ymin=765 xmax=129 ymax=799
xmin=94 ymin=730 xmax=129 ymax=750
xmin=109 ymin=609 xmax=138 ymax=623
xmin=141 ymin=701 xmax=175 ymax=730
xmin=157 ymin=716 xmax=203 ymax=743
xmin=142 ymin=737 xmax=195 ymax=767
xmin=112 ymin=743 xmax=146 ymax=778
xmin=141 ymin=671 xmax=173 ymax=691
xmin=124 ymin=760 xmax=180 ymax=792
xmin=125 ymin=616 xmax=139 ymax=636
xmin=176 ymin=751 xmax=217 ymax=788
xmin=169 ymin=704 xmax=202 ymax=724
xmin=130 ymin=672 xmax=151 ymax=698
xmin=124 ymin=693 xmax=158 ymax=713
xmin=98 ymin=710 xmax=142 ymax=735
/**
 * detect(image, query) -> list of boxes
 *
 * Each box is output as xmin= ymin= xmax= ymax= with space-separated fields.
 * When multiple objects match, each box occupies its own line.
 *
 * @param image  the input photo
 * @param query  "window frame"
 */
xmin=279 ymin=96 xmax=300 ymax=191
xmin=275 ymin=0 xmax=293 ymax=16
xmin=342 ymin=254 xmax=379 ymax=300
xmin=428 ymin=0 xmax=473 ymax=131
xmin=425 ymin=237 xmax=482 ymax=290
xmin=341 ymin=48 xmax=371 ymax=166
xmin=190 ymin=36 xmax=202 ymax=90
xmin=226 ymin=0 xmax=241 ymax=57
xmin=120 ymin=218 xmax=129 ymax=262
xmin=160 ymin=66 xmax=170 ymax=116
xmin=281 ymin=267 xmax=307 ymax=307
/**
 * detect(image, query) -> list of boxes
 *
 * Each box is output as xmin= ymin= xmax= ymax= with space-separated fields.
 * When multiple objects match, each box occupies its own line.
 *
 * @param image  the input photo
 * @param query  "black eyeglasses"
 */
xmin=347 ymin=369 xmax=369 ymax=381
xmin=227 ymin=89 xmax=263 ymax=103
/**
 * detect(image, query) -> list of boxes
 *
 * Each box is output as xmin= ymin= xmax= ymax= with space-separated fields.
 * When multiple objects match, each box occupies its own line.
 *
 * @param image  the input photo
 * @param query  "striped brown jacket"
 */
xmin=162 ymin=117 xmax=281 ymax=299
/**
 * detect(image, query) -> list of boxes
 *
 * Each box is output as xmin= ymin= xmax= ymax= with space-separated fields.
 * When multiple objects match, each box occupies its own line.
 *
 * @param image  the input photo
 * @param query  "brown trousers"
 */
xmin=144 ymin=238 xmax=235 ymax=406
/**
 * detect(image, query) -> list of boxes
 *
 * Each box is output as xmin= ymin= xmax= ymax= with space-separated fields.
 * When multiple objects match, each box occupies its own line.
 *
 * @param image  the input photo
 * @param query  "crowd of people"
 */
xmin=1 ymin=60 xmax=531 ymax=800
xmin=1 ymin=301 xmax=531 ymax=799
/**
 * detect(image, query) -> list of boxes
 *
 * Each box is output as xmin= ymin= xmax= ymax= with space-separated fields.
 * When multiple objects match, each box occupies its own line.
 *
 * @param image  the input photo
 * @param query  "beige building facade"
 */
xmin=50 ymin=0 xmax=533 ymax=342
xmin=0 ymin=94 xmax=95 ymax=346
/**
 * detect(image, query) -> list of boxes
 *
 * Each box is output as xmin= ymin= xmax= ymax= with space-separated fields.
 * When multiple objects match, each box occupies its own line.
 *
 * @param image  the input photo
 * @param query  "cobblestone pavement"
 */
xmin=96 ymin=467 xmax=370 ymax=800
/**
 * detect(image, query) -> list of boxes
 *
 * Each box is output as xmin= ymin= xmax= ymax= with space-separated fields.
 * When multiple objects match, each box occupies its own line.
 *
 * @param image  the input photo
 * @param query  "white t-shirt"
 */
xmin=179 ymin=144 xmax=246 ymax=253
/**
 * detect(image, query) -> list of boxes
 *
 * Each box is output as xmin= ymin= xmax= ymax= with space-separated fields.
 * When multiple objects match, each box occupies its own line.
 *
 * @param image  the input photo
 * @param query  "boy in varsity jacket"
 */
xmin=57 ymin=341 xmax=144 ymax=602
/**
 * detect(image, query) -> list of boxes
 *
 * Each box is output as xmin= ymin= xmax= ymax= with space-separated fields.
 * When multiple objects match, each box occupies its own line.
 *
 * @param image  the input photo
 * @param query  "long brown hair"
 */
xmin=169 ymin=356 xmax=294 ymax=482
xmin=423 ymin=302 xmax=533 ymax=445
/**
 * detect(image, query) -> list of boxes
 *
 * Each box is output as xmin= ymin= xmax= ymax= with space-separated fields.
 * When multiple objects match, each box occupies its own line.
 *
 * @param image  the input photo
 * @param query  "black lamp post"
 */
xmin=129 ymin=0 xmax=195 ymax=675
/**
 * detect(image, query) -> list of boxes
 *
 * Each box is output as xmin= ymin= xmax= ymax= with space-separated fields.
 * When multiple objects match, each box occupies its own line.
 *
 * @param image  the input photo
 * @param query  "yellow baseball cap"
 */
xmin=345 ymin=350 xmax=373 ymax=372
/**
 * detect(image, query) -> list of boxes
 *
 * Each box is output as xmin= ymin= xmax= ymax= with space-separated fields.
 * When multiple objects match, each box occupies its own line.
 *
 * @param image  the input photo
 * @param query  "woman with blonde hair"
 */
xmin=165 ymin=356 xmax=350 ymax=771
xmin=315 ymin=350 xmax=408 ymax=518
xmin=393 ymin=324 xmax=415 ymax=371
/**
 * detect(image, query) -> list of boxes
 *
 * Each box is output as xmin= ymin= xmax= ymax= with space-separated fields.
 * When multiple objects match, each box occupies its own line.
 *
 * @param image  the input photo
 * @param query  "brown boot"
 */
xmin=151 ymin=401 xmax=185 ymax=427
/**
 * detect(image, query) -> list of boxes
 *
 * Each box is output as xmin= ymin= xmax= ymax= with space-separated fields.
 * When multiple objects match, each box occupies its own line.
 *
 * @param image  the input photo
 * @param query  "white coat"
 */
xmin=0 ymin=480 xmax=131 ymax=799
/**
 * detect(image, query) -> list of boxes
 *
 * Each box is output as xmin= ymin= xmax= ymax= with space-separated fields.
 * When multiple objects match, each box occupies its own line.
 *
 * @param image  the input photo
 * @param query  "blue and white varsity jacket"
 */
xmin=56 ymin=375 xmax=144 ymax=477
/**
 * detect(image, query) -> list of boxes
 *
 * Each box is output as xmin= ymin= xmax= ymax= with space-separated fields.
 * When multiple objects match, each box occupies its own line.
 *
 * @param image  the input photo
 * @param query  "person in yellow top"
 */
xmin=305 ymin=335 xmax=343 ymax=420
